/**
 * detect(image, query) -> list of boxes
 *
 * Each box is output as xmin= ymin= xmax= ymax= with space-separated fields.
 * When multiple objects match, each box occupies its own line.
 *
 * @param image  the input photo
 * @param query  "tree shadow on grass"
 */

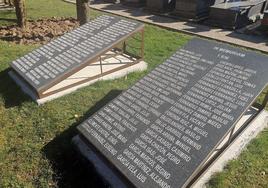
xmin=42 ymin=90 xmax=123 ymax=188
xmin=0 ymin=68 xmax=31 ymax=108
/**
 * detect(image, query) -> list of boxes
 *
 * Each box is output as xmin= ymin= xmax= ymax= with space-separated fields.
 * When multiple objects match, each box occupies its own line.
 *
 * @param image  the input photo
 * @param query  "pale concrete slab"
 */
xmin=193 ymin=109 xmax=268 ymax=188
xmin=88 ymin=2 xmax=268 ymax=53
xmin=44 ymin=52 xmax=138 ymax=94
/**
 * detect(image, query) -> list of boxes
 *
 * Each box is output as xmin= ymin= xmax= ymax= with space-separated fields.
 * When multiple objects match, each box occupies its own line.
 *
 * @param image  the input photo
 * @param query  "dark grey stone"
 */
xmin=10 ymin=15 xmax=143 ymax=93
xmin=146 ymin=0 xmax=176 ymax=11
xmin=262 ymin=10 xmax=268 ymax=26
xmin=208 ymin=0 xmax=266 ymax=29
xmin=174 ymin=0 xmax=222 ymax=19
xmin=121 ymin=0 xmax=146 ymax=7
xmin=77 ymin=38 xmax=268 ymax=188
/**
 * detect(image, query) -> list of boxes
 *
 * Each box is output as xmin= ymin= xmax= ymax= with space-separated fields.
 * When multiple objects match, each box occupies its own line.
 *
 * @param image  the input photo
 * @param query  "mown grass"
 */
xmin=0 ymin=0 xmax=75 ymax=26
xmin=0 ymin=0 xmax=267 ymax=187
xmin=207 ymin=129 xmax=268 ymax=188
xmin=0 ymin=0 xmax=101 ymax=26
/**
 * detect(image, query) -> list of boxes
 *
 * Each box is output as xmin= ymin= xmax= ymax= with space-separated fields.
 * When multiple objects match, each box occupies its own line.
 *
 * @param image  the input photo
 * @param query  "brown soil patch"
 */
xmin=0 ymin=17 xmax=79 ymax=45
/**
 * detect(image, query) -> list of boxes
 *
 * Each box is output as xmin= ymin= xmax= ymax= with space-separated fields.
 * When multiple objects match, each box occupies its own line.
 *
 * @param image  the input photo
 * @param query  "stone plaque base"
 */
xmin=172 ymin=0 xmax=220 ymax=20
xmin=193 ymin=108 xmax=268 ymax=187
xmin=9 ymin=52 xmax=147 ymax=105
xmin=261 ymin=10 xmax=268 ymax=26
xmin=72 ymin=106 xmax=267 ymax=187
xmin=208 ymin=0 xmax=266 ymax=29
xmin=120 ymin=0 xmax=146 ymax=7
xmin=146 ymin=0 xmax=176 ymax=12
xmin=72 ymin=135 xmax=132 ymax=188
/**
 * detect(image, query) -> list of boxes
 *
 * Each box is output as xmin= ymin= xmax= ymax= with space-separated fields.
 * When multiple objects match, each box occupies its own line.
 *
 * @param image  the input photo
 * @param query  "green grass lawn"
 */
xmin=0 ymin=0 xmax=75 ymax=26
xmin=0 ymin=0 xmax=267 ymax=187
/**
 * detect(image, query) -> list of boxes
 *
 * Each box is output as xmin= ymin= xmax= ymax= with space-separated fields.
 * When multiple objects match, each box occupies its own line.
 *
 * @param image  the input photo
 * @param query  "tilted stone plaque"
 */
xmin=10 ymin=15 xmax=144 ymax=100
xmin=77 ymin=38 xmax=268 ymax=188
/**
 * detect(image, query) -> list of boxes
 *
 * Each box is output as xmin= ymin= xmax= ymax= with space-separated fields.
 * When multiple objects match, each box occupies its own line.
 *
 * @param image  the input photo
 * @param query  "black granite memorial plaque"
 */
xmin=10 ymin=15 xmax=144 ymax=95
xmin=77 ymin=38 xmax=268 ymax=188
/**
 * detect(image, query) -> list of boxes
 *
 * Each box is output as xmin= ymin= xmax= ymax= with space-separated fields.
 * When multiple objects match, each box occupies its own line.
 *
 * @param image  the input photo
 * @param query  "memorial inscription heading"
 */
xmin=10 ymin=15 xmax=143 ymax=93
xmin=78 ymin=38 xmax=268 ymax=188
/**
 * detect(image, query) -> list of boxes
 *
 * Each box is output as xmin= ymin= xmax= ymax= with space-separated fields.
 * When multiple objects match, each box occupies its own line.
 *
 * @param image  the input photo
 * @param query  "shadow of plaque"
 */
xmin=42 ymin=90 xmax=122 ymax=188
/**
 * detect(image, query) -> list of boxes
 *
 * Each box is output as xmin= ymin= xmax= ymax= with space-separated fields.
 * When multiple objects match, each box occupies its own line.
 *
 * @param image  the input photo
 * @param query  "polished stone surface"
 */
xmin=10 ymin=15 xmax=143 ymax=92
xmin=78 ymin=38 xmax=268 ymax=188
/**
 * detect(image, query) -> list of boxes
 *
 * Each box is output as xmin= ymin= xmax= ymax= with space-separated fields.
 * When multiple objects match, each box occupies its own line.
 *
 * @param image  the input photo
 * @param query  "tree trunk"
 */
xmin=76 ymin=0 xmax=90 ymax=25
xmin=14 ymin=0 xmax=26 ymax=28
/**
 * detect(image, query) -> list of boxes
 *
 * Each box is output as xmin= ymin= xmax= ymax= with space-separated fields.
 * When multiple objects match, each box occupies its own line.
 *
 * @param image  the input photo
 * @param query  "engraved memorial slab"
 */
xmin=9 ymin=15 xmax=145 ymax=103
xmin=76 ymin=38 xmax=268 ymax=188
